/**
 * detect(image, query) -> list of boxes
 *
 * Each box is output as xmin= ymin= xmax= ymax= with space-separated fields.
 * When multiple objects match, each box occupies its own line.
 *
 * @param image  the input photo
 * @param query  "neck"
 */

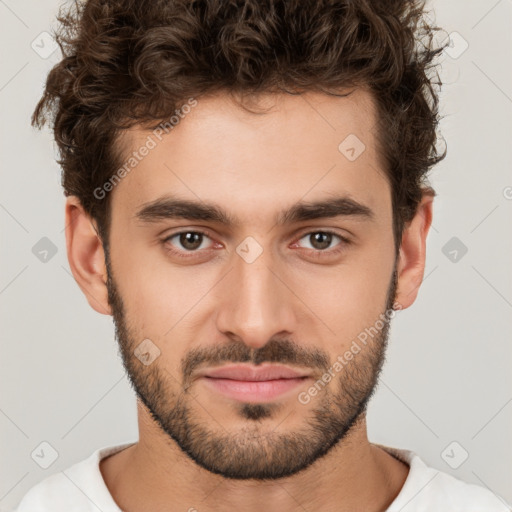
xmin=100 ymin=402 xmax=409 ymax=512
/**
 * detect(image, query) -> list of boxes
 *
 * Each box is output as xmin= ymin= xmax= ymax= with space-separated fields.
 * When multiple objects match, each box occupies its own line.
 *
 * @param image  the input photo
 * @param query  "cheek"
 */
xmin=294 ymin=239 xmax=395 ymax=345
xmin=115 ymin=239 xmax=220 ymax=339
xmin=111 ymin=214 xmax=394 ymax=349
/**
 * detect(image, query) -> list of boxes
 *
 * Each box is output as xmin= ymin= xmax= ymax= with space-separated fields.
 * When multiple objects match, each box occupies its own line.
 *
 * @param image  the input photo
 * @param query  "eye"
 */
xmin=295 ymin=230 xmax=349 ymax=254
xmin=162 ymin=229 xmax=351 ymax=261
xmin=164 ymin=230 xmax=214 ymax=255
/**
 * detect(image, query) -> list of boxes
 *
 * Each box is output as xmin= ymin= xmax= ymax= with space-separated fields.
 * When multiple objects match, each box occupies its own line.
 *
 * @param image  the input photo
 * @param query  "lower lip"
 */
xmin=200 ymin=377 xmax=309 ymax=402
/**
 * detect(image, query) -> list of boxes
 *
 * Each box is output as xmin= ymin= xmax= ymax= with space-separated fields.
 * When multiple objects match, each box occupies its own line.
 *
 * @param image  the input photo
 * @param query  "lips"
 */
xmin=196 ymin=364 xmax=312 ymax=402
xmin=197 ymin=364 xmax=311 ymax=381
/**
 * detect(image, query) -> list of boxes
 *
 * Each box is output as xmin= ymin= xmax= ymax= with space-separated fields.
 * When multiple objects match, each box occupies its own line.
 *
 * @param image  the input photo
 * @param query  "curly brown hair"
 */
xmin=32 ymin=0 xmax=447 ymax=255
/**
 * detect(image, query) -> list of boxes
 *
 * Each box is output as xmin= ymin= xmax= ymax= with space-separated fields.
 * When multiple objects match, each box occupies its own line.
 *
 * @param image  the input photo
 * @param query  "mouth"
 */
xmin=196 ymin=364 xmax=312 ymax=403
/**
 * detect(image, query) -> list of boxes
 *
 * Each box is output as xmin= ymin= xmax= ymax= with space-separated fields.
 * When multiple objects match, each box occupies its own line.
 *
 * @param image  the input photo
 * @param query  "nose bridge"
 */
xmin=215 ymin=239 xmax=295 ymax=348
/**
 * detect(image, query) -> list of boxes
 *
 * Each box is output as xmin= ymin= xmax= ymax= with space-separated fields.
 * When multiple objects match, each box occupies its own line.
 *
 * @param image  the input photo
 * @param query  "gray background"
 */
xmin=1 ymin=0 xmax=511 ymax=509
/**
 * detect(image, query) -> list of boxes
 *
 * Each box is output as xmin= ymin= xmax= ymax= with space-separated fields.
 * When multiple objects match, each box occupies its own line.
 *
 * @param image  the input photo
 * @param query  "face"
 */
xmin=103 ymin=89 xmax=399 ymax=480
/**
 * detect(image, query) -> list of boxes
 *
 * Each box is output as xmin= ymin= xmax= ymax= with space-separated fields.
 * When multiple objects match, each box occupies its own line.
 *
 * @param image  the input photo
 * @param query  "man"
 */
xmin=15 ymin=0 xmax=510 ymax=510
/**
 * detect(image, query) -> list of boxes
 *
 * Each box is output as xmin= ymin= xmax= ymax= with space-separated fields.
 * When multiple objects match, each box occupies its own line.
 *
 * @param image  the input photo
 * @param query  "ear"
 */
xmin=65 ymin=196 xmax=112 ymax=316
xmin=394 ymin=189 xmax=435 ymax=310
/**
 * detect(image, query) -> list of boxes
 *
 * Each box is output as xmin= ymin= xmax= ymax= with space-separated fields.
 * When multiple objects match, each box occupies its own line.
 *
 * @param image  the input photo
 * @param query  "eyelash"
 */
xmin=162 ymin=229 xmax=351 ymax=260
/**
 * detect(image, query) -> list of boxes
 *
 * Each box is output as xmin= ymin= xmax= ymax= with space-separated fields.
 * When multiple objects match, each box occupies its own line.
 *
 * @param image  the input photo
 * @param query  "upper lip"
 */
xmin=197 ymin=364 xmax=311 ymax=381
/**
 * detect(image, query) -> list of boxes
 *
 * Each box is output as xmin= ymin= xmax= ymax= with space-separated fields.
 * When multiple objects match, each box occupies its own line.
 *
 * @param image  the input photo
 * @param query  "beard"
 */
xmin=105 ymin=249 xmax=398 ymax=481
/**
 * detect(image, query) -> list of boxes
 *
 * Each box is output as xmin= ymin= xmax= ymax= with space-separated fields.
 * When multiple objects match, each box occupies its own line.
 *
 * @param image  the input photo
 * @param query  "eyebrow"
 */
xmin=134 ymin=194 xmax=375 ymax=227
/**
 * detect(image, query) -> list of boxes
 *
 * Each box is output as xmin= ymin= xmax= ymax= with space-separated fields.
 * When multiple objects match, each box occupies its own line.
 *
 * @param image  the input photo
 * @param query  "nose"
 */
xmin=215 ymin=244 xmax=298 ymax=350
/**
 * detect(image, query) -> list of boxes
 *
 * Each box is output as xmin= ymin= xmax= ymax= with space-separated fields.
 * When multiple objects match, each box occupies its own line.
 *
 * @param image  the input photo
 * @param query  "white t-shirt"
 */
xmin=13 ymin=442 xmax=511 ymax=512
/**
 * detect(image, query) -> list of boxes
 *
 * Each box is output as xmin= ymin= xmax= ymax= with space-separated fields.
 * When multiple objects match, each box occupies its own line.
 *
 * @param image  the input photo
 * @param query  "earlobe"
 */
xmin=394 ymin=191 xmax=434 ymax=310
xmin=65 ymin=196 xmax=112 ymax=316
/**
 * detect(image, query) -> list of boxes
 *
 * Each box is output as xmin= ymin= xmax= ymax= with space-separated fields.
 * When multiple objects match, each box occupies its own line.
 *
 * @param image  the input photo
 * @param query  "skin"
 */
xmin=65 ymin=88 xmax=433 ymax=512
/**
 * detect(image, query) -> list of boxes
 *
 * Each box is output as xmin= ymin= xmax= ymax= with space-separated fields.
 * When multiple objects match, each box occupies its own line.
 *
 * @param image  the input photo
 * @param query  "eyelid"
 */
xmin=162 ymin=227 xmax=352 ymax=261
xmin=163 ymin=229 xmax=217 ymax=248
xmin=293 ymin=229 xmax=350 ymax=249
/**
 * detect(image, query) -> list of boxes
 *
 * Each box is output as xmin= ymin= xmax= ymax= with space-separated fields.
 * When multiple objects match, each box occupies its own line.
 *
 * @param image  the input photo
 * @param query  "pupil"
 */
xmin=178 ymin=232 xmax=332 ymax=251
xmin=312 ymin=232 xmax=331 ymax=250
xmin=181 ymin=232 xmax=202 ymax=250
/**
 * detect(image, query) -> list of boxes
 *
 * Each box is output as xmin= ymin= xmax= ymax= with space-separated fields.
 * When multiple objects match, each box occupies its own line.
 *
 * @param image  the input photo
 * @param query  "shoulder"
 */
xmin=14 ymin=442 xmax=135 ymax=512
xmin=14 ymin=471 xmax=79 ymax=512
xmin=376 ymin=444 xmax=511 ymax=512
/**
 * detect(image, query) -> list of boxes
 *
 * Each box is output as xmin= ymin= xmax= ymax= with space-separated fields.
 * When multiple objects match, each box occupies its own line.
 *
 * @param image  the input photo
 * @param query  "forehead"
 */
xmin=112 ymin=88 xmax=390 ymax=227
